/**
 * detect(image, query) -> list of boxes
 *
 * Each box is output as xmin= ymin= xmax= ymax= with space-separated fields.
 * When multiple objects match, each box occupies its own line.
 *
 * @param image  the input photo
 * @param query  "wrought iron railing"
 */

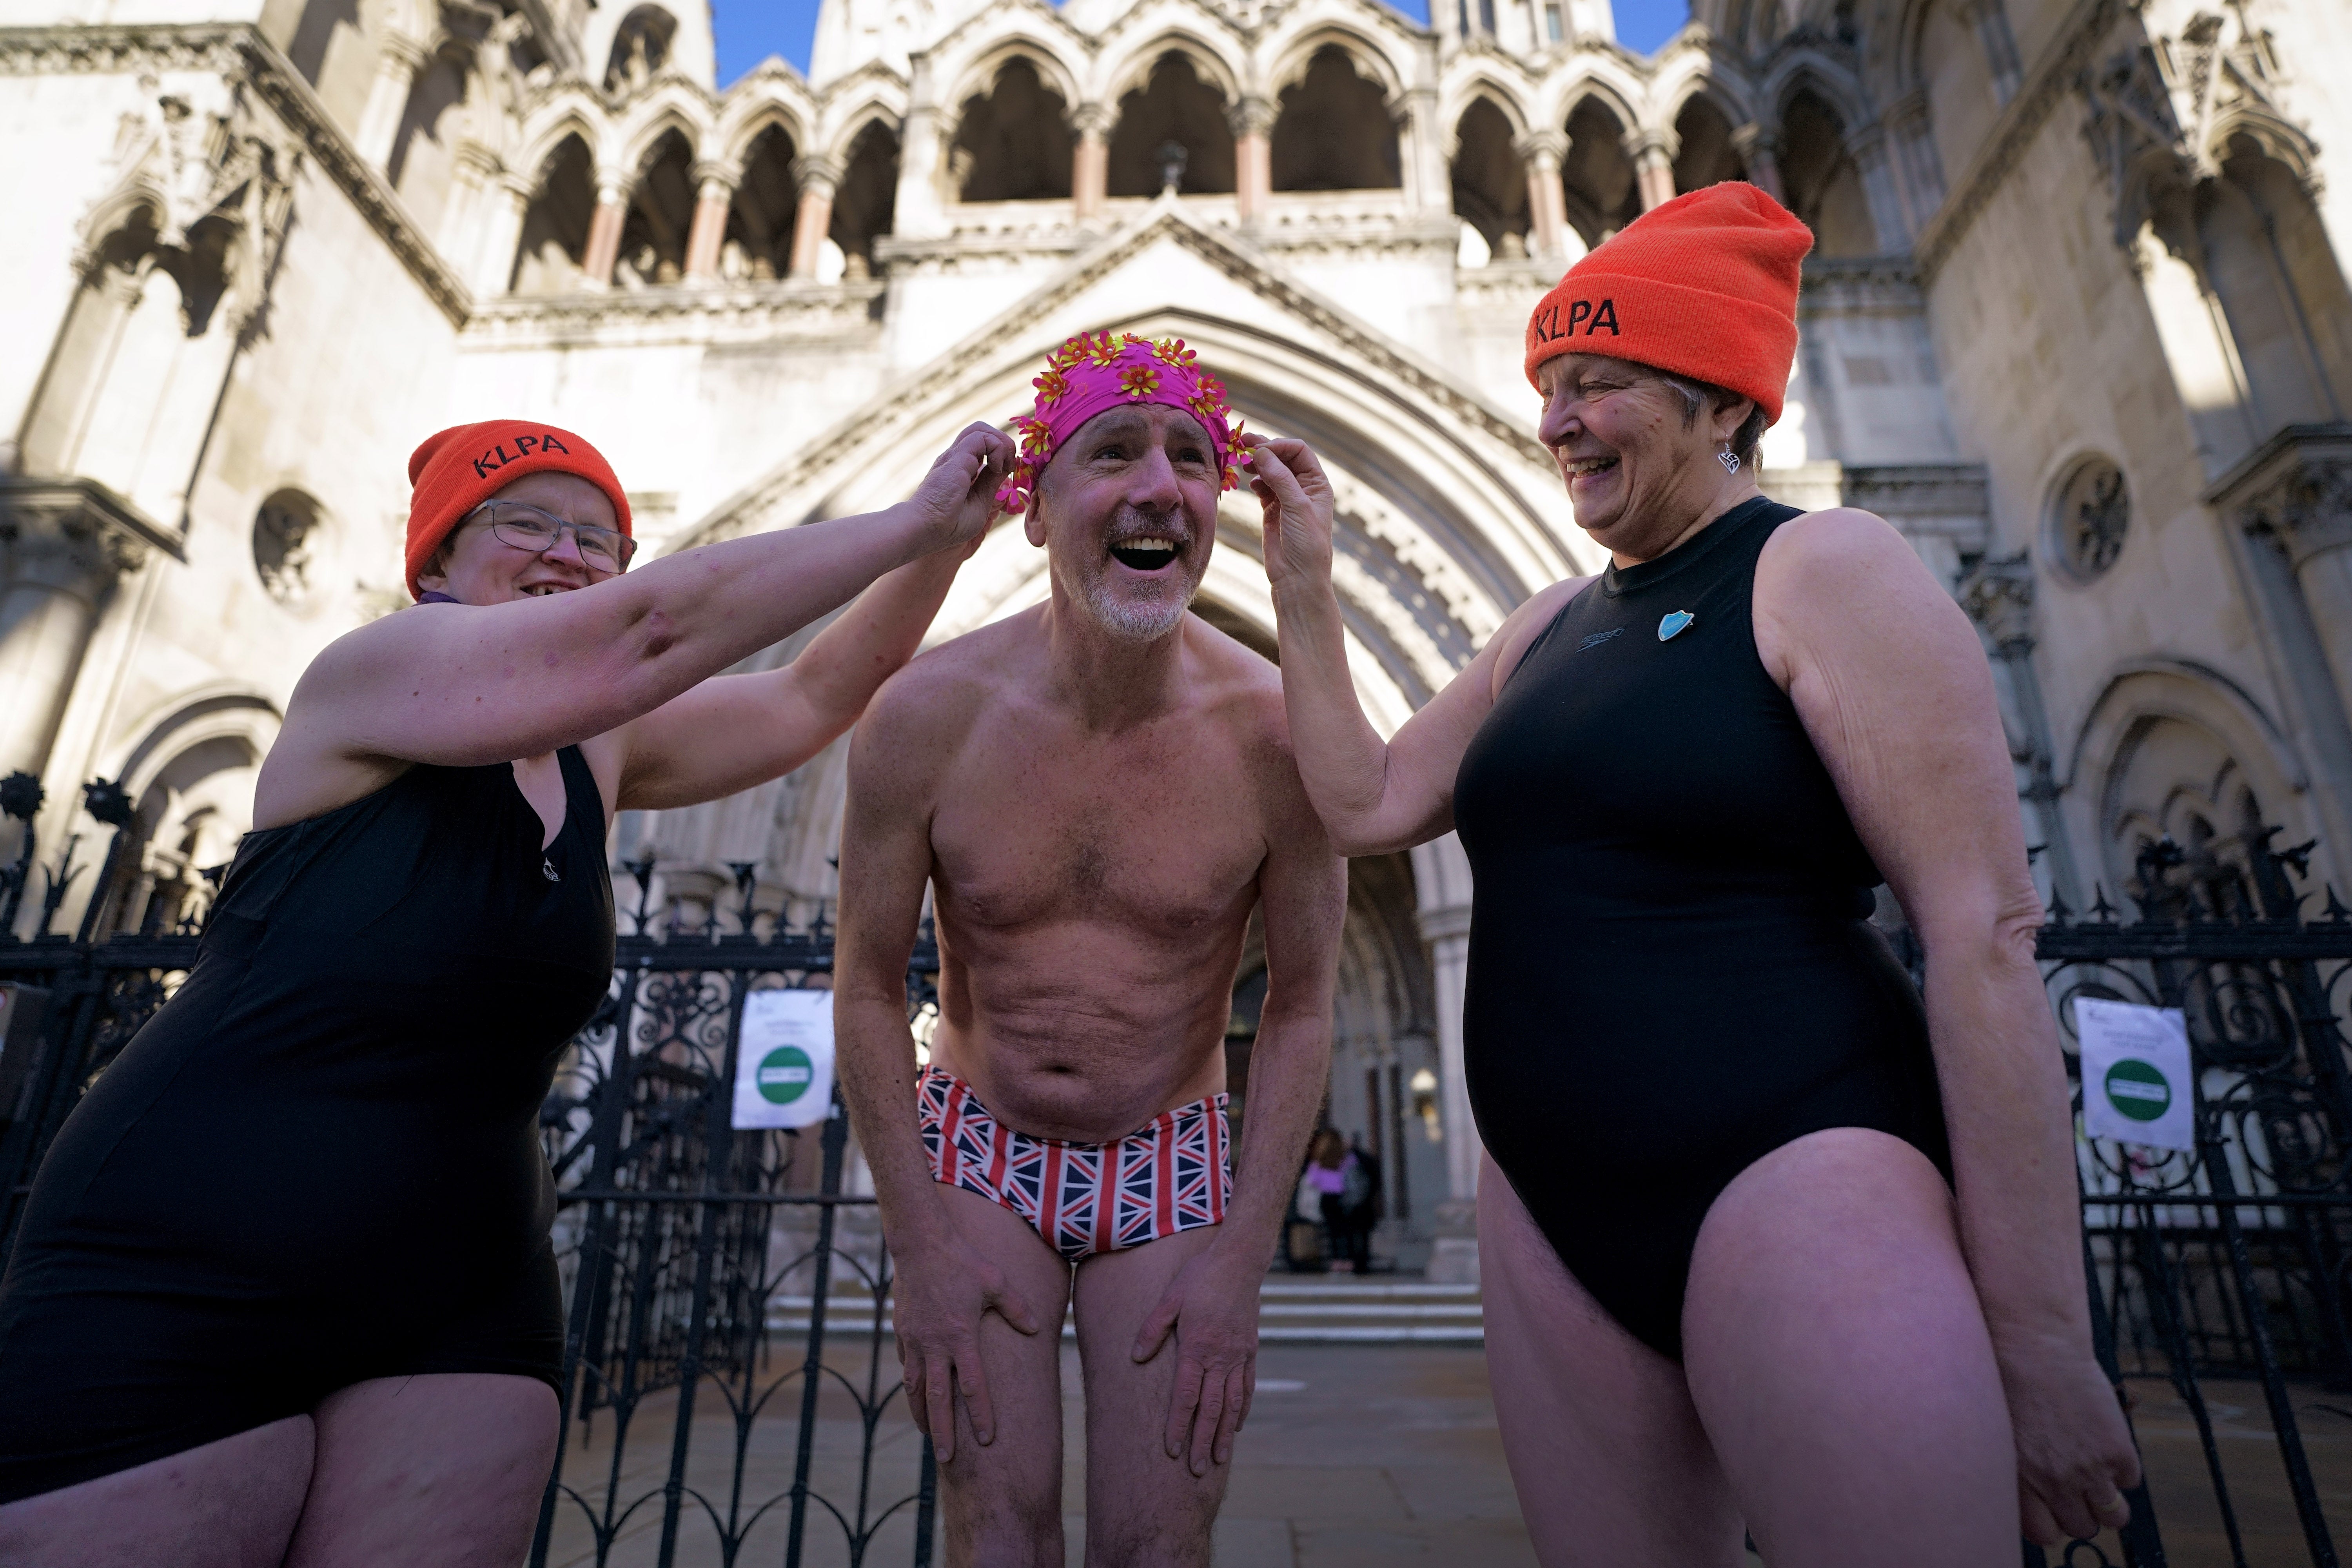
xmin=6 ymin=778 xmax=2352 ymax=1564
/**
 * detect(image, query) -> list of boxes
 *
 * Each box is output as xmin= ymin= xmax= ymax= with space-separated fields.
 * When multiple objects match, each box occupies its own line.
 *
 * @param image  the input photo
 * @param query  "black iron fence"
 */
xmin=4 ymin=780 xmax=2352 ymax=1565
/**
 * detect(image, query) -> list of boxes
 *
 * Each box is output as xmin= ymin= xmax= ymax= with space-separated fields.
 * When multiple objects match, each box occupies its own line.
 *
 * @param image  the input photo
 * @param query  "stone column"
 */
xmin=787 ymin=154 xmax=843 ymax=280
xmin=580 ymin=170 xmax=633 ymax=289
xmin=354 ymin=33 xmax=430 ymax=170
xmin=1625 ymin=127 xmax=1679 ymax=211
xmin=1071 ymin=102 xmax=1111 ymax=223
xmin=1514 ymin=129 xmax=1570 ymax=258
xmin=893 ymin=52 xmax=949 ymax=241
xmin=1416 ymin=898 xmax=1481 ymax=1284
xmin=0 ymin=482 xmax=165 ymax=780
xmin=683 ymin=161 xmax=737 ymax=280
xmin=474 ymin=172 xmax=534 ymax=295
xmin=437 ymin=141 xmax=497 ymax=271
xmin=1958 ymin=554 xmax=2087 ymax=913
xmin=1229 ymin=96 xmax=1276 ymax=225
xmin=2232 ymin=429 xmax=2352 ymax=751
xmin=1846 ymin=121 xmax=1912 ymax=253
xmin=1731 ymin=122 xmax=1786 ymax=204
xmin=1402 ymin=85 xmax=1448 ymax=215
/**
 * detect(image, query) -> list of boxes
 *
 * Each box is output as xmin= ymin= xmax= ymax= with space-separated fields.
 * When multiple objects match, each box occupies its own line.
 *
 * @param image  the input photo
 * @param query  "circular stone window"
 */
xmin=253 ymin=489 xmax=322 ymax=608
xmin=2049 ymin=458 xmax=2130 ymax=581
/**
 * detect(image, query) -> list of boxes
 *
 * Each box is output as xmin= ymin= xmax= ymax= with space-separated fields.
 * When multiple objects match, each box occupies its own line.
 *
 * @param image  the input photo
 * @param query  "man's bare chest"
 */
xmin=929 ymin=724 xmax=1267 ymax=936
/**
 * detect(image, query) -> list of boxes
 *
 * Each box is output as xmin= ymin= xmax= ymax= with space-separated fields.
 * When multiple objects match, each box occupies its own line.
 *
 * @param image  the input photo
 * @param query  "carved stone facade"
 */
xmin=4 ymin=0 xmax=2350 ymax=1269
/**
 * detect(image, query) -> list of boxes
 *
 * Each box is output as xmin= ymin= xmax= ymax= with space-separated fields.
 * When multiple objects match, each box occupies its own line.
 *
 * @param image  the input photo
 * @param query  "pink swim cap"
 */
xmin=996 ymin=331 xmax=1247 ymax=515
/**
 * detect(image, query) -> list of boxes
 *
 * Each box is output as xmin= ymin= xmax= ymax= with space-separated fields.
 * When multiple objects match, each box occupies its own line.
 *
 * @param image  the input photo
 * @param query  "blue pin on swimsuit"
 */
xmin=1658 ymin=610 xmax=1696 ymax=641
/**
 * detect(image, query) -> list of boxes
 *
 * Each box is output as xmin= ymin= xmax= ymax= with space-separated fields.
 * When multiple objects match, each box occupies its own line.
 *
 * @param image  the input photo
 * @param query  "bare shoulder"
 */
xmin=857 ymin=612 xmax=1033 ymax=760
xmin=1180 ymin=616 xmax=1325 ymax=827
xmin=1753 ymin=506 xmax=1979 ymax=686
xmin=1756 ymin=506 xmax=1931 ymax=594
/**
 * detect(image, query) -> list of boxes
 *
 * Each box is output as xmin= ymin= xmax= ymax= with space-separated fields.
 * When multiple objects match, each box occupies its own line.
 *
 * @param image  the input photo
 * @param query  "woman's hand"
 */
xmin=1243 ymin=434 xmax=1336 ymax=598
xmin=907 ymin=422 xmax=1016 ymax=552
xmin=2000 ymin=1336 xmax=2141 ymax=1544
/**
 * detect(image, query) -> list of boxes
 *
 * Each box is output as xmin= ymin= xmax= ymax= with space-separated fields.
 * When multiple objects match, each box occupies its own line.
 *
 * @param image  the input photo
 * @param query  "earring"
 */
xmin=1717 ymin=444 xmax=1743 ymax=475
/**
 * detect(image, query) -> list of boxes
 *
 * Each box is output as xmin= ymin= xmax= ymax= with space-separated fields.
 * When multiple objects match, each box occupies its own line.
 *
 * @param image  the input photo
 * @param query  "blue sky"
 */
xmin=711 ymin=0 xmax=1692 ymax=83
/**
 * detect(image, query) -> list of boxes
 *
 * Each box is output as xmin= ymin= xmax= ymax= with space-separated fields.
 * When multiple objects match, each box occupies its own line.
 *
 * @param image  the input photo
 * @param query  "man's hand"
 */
xmin=1131 ymin=1243 xmax=1263 ymax=1475
xmin=894 ymin=1229 xmax=1042 ymax=1463
xmin=1241 ymin=434 xmax=1336 ymax=598
xmin=906 ymin=422 xmax=1016 ymax=552
xmin=2000 ymin=1336 xmax=2141 ymax=1544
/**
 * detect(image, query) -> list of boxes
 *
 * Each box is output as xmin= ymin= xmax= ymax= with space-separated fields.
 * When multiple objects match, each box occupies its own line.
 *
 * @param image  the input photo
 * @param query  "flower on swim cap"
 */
xmin=995 ymin=331 xmax=1247 ymax=515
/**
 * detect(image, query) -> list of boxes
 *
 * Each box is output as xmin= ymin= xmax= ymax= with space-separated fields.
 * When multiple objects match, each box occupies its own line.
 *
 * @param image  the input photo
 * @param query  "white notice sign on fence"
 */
xmin=731 ymin=989 xmax=836 ymax=1130
xmin=2074 ymin=996 xmax=2196 ymax=1152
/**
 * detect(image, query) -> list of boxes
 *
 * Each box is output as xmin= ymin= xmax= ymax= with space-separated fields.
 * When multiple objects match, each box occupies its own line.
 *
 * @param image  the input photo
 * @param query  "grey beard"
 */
xmin=1082 ymin=575 xmax=1194 ymax=642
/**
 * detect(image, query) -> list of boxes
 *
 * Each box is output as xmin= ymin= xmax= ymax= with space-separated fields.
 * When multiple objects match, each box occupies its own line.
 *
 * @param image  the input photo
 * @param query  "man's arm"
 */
xmin=833 ymin=677 xmax=1039 ymax=1463
xmin=1132 ymin=724 xmax=1347 ymax=1474
xmin=617 ymin=536 xmax=980 ymax=811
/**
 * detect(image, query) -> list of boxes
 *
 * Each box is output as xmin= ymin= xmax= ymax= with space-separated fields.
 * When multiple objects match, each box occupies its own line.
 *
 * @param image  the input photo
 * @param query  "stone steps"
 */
xmin=763 ymin=1276 xmax=1483 ymax=1344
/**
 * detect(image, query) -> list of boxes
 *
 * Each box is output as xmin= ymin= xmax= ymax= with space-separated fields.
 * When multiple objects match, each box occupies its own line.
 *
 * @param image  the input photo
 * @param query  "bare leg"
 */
xmin=1071 ymin=1227 xmax=1235 ymax=1568
xmin=0 ymin=1416 xmax=315 ymax=1568
xmin=1477 ymin=1154 xmax=1746 ymax=1568
xmin=1683 ymin=1128 xmax=2019 ymax=1564
xmin=925 ymin=1183 xmax=1074 ymax=1568
xmin=280 ymin=1372 xmax=556 ymax=1568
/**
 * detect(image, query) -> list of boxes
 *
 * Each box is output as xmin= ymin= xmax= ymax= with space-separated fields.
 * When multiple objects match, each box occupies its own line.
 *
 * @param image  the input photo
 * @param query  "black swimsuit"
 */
xmin=1453 ymin=497 xmax=1950 ymax=1359
xmin=0 ymin=749 xmax=612 ymax=1502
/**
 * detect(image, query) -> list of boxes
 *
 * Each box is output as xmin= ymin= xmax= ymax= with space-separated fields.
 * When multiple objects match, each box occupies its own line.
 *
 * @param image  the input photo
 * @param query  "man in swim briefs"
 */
xmin=836 ymin=331 xmax=1345 ymax=1564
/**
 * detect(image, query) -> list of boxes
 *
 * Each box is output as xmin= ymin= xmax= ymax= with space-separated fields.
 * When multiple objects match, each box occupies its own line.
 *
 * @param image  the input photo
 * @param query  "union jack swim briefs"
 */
xmin=915 ymin=1065 xmax=1231 ymax=1262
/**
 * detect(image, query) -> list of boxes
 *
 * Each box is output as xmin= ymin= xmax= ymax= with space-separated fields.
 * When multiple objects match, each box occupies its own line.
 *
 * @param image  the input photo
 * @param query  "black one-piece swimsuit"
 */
xmin=1452 ymin=497 xmax=1951 ymax=1360
xmin=0 ymin=748 xmax=613 ymax=1503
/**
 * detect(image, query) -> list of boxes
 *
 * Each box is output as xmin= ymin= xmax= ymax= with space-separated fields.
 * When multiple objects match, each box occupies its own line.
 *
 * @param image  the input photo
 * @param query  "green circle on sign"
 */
xmin=757 ymin=1046 xmax=815 ymax=1105
xmin=2103 ymin=1058 xmax=2171 ymax=1122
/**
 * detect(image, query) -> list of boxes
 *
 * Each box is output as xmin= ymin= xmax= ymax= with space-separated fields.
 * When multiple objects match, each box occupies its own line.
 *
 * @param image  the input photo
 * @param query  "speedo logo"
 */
xmin=1577 ymin=627 xmax=1625 ymax=652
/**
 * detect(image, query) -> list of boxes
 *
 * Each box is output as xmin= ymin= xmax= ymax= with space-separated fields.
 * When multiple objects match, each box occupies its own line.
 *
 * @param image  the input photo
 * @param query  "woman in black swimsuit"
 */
xmin=1242 ymin=183 xmax=2139 ymax=1563
xmin=0 ymin=416 xmax=1011 ymax=1564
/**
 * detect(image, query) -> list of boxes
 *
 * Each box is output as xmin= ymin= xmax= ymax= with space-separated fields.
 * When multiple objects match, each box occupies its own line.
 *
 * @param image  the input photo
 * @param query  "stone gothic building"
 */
xmin=2 ymin=0 xmax=2348 ymax=1267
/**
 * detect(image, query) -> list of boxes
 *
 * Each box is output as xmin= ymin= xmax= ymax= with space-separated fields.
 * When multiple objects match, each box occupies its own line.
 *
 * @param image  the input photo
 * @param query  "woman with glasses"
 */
xmin=0 ymin=417 xmax=1012 ymax=1565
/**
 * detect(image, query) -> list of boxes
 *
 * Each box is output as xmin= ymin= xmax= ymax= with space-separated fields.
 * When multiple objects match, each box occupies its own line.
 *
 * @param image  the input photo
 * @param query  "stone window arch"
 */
xmin=1559 ymin=96 xmax=1641 ymax=246
xmin=949 ymin=58 xmax=1073 ymax=203
xmin=605 ymin=6 xmax=677 ymax=94
xmin=387 ymin=42 xmax=472 ymax=233
xmin=1270 ymin=47 xmax=1399 ymax=193
xmin=1450 ymin=97 xmax=1528 ymax=261
xmin=510 ymin=132 xmax=595 ymax=294
xmin=617 ymin=126 xmax=696 ymax=285
xmin=252 ymin=487 xmax=332 ymax=610
xmin=1778 ymin=88 xmax=1876 ymax=257
xmin=1669 ymin=93 xmax=1747 ymax=196
xmin=1106 ymin=54 xmax=1236 ymax=197
xmin=829 ymin=120 xmax=900 ymax=276
xmin=724 ymin=122 xmax=800 ymax=281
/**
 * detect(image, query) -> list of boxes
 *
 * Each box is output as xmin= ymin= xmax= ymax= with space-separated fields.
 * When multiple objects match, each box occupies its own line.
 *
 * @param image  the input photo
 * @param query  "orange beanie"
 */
xmin=1523 ymin=183 xmax=1813 ymax=423
xmin=404 ymin=420 xmax=632 ymax=599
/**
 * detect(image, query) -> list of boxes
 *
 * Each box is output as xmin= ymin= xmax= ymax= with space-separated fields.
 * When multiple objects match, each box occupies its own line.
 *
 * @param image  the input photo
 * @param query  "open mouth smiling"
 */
xmin=1561 ymin=455 xmax=1618 ymax=480
xmin=1109 ymin=536 xmax=1180 ymax=572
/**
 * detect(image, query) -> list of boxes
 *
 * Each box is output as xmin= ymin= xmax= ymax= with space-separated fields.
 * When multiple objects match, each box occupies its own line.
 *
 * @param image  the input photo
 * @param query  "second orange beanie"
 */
xmin=1523 ymin=182 xmax=1813 ymax=423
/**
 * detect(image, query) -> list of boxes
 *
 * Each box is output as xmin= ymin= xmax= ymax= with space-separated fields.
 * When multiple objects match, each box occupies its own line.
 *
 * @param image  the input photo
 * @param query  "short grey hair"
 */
xmin=1654 ymin=372 xmax=1770 ymax=469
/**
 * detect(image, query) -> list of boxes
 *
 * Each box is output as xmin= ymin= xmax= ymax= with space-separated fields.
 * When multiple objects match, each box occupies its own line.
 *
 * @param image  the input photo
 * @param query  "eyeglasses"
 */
xmin=463 ymin=503 xmax=635 ymax=573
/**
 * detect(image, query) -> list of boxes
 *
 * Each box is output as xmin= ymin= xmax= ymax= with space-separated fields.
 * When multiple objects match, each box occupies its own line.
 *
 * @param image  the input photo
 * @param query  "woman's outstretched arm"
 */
xmin=613 ymin=523 xmax=990 ymax=811
xmin=1752 ymin=507 xmax=2140 ymax=1547
xmin=275 ymin=424 xmax=1011 ymax=784
xmin=1249 ymin=436 xmax=1579 ymax=857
